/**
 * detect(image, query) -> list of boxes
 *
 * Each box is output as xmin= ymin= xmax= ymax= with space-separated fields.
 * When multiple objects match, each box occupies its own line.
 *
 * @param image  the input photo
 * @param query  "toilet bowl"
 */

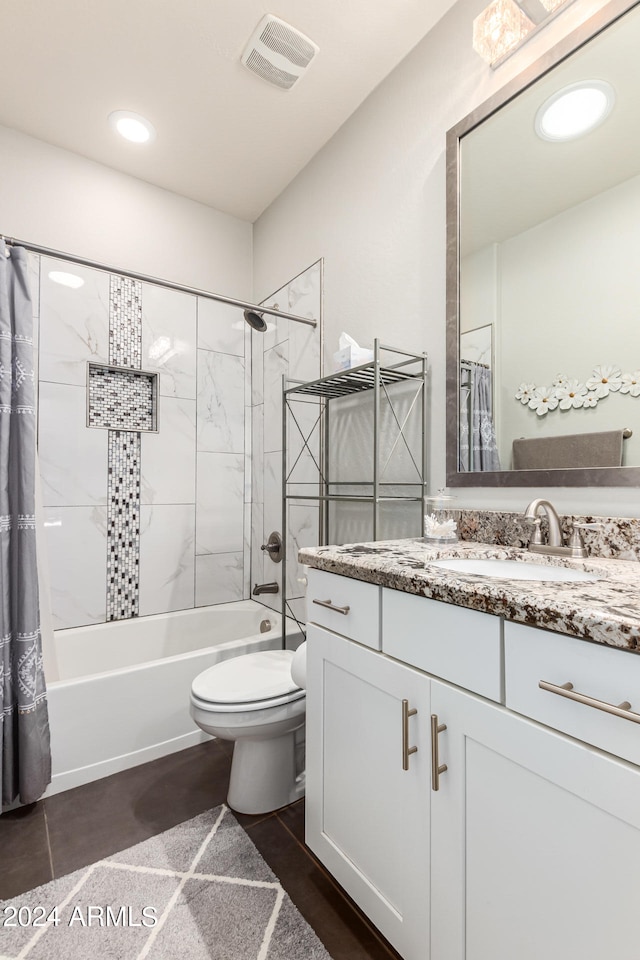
xmin=190 ymin=647 xmax=306 ymax=815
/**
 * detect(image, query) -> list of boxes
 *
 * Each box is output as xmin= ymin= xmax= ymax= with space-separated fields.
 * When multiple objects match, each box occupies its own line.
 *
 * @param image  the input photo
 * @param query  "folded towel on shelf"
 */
xmin=512 ymin=429 xmax=625 ymax=470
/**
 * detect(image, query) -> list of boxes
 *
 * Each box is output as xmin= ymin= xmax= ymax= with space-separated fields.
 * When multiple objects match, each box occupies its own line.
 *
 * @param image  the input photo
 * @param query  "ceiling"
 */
xmin=0 ymin=0 xmax=455 ymax=222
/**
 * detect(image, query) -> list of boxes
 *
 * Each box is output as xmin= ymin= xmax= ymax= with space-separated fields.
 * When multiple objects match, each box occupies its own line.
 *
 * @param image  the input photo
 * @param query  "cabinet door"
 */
xmin=306 ymin=624 xmax=431 ymax=960
xmin=430 ymin=680 xmax=640 ymax=960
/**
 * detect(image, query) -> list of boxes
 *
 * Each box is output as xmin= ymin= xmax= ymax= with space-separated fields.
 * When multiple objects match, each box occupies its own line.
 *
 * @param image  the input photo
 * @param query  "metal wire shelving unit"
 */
xmin=281 ymin=341 xmax=428 ymax=642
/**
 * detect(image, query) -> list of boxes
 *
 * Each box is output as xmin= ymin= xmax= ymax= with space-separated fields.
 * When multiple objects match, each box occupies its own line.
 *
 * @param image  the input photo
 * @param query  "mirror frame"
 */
xmin=446 ymin=0 xmax=640 ymax=487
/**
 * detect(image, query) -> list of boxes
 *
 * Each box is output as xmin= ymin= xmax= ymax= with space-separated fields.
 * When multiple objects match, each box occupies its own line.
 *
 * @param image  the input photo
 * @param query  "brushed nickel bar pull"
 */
xmin=312 ymin=598 xmax=350 ymax=615
xmin=430 ymin=714 xmax=448 ymax=791
xmin=539 ymin=680 xmax=638 ymax=723
xmin=402 ymin=699 xmax=418 ymax=771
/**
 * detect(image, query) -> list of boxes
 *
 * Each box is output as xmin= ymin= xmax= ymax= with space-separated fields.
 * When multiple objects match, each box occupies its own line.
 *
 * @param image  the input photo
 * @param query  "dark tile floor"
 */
xmin=0 ymin=739 xmax=401 ymax=960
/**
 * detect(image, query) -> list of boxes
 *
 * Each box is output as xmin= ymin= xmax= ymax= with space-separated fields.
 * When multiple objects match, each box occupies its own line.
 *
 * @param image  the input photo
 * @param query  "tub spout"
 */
xmin=253 ymin=581 xmax=279 ymax=595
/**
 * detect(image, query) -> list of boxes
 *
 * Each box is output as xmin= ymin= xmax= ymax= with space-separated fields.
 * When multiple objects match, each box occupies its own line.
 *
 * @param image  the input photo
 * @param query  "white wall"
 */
xmin=253 ymin=0 xmax=638 ymax=518
xmin=497 ymin=173 xmax=640 ymax=466
xmin=0 ymin=124 xmax=252 ymax=297
xmin=460 ymin=246 xmax=499 ymax=337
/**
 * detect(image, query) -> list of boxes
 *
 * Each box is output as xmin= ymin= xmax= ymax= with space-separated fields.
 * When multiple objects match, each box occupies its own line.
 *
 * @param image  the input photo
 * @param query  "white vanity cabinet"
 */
xmin=305 ymin=622 xmax=431 ymax=960
xmin=430 ymin=678 xmax=640 ymax=960
xmin=305 ymin=567 xmax=640 ymax=960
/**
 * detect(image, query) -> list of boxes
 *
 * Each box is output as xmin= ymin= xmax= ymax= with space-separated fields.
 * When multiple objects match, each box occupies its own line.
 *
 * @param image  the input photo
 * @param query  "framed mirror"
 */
xmin=446 ymin=0 xmax=640 ymax=487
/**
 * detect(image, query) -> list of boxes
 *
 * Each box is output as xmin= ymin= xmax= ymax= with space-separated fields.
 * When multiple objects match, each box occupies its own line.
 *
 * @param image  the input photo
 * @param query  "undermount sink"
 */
xmin=427 ymin=557 xmax=601 ymax=583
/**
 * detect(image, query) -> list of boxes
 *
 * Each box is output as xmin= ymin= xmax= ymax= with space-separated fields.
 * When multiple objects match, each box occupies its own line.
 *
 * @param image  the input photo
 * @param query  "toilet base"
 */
xmin=227 ymin=727 xmax=305 ymax=815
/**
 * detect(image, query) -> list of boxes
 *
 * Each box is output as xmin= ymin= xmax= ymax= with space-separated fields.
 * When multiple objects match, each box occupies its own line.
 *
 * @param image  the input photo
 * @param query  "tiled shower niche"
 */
xmin=87 ymin=363 xmax=158 ymax=432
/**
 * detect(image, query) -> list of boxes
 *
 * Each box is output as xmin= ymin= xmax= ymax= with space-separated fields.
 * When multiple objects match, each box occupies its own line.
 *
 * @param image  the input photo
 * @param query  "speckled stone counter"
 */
xmin=298 ymin=539 xmax=640 ymax=653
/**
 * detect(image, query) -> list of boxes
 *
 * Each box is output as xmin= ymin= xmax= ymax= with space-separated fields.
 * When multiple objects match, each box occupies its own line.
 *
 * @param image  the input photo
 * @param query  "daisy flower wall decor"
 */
xmin=555 ymin=380 xmax=587 ymax=409
xmin=528 ymin=387 xmax=559 ymax=416
xmin=620 ymin=371 xmax=640 ymax=397
xmin=515 ymin=383 xmax=536 ymax=404
xmin=515 ymin=364 xmax=638 ymax=416
xmin=585 ymin=365 xmax=622 ymax=398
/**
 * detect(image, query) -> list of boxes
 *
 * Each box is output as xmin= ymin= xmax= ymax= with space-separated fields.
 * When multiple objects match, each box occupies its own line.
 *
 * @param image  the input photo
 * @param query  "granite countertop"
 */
xmin=298 ymin=539 xmax=640 ymax=653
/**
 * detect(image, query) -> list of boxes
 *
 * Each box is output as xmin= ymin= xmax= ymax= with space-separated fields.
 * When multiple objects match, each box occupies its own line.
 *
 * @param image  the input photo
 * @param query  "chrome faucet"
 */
xmin=523 ymin=498 xmax=588 ymax=558
xmin=252 ymin=581 xmax=279 ymax=595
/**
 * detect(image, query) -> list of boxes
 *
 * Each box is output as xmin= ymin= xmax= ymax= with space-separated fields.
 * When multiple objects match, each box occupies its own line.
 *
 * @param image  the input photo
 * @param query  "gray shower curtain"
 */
xmin=459 ymin=361 xmax=501 ymax=472
xmin=0 ymin=240 xmax=51 ymax=807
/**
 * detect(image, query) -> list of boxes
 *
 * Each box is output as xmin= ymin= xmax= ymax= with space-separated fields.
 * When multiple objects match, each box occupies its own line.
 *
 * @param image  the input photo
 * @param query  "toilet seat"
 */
xmin=191 ymin=650 xmax=304 ymax=713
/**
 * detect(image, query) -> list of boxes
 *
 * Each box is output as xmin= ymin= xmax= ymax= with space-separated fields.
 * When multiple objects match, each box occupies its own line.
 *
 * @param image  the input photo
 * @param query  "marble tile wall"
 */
xmin=36 ymin=256 xmax=250 ymax=629
xmin=39 ymin=259 xmax=109 ymax=629
xmin=195 ymin=299 xmax=248 ymax=608
xmin=251 ymin=260 xmax=323 ymax=631
xmin=326 ymin=377 xmax=425 ymax=546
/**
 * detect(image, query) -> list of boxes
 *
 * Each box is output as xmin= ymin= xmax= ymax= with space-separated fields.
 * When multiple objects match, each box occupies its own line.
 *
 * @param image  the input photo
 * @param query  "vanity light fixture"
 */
xmin=535 ymin=80 xmax=615 ymax=140
xmin=473 ymin=0 xmax=574 ymax=67
xmin=48 ymin=270 xmax=84 ymax=289
xmin=108 ymin=110 xmax=156 ymax=144
xmin=472 ymin=0 xmax=535 ymax=66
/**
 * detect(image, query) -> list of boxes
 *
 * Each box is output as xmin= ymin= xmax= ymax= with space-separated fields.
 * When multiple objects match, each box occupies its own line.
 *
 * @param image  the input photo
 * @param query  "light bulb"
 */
xmin=108 ymin=111 xmax=156 ymax=144
xmin=535 ymin=80 xmax=615 ymax=141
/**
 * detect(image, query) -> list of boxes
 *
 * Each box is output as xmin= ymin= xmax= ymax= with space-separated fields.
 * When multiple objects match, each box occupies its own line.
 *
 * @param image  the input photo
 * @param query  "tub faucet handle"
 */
xmin=260 ymin=531 xmax=283 ymax=564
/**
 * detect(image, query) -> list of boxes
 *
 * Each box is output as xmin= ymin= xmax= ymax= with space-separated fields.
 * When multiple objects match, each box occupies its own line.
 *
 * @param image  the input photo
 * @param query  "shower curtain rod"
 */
xmin=0 ymin=235 xmax=317 ymax=328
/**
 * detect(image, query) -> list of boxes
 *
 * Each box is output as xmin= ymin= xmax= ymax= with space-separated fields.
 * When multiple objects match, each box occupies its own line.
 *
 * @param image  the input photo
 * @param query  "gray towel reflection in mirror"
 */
xmin=512 ymin=429 xmax=625 ymax=470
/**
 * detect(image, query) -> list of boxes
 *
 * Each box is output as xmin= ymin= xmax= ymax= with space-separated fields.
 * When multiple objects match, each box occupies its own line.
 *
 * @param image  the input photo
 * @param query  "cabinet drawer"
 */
xmin=306 ymin=568 xmax=380 ymax=649
xmin=505 ymin=621 xmax=640 ymax=766
xmin=382 ymin=588 xmax=502 ymax=701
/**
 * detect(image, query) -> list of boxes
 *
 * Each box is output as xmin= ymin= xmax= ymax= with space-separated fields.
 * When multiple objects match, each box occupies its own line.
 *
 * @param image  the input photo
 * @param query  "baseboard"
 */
xmin=43 ymin=729 xmax=211 ymax=797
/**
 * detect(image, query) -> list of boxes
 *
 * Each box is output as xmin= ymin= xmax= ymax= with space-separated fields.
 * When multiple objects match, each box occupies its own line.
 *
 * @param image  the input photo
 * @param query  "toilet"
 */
xmin=190 ymin=645 xmax=307 ymax=815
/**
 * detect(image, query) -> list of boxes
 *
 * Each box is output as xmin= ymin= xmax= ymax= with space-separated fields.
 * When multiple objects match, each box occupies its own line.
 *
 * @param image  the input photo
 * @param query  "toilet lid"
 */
xmin=191 ymin=650 xmax=301 ymax=705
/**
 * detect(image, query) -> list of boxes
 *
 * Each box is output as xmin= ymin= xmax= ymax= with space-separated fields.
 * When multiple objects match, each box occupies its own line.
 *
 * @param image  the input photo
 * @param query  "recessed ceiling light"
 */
xmin=48 ymin=270 xmax=84 ymax=289
xmin=535 ymin=80 xmax=615 ymax=141
xmin=108 ymin=110 xmax=156 ymax=144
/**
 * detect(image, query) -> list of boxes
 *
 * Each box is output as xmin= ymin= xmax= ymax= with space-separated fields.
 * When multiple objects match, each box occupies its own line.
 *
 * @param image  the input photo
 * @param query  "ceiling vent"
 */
xmin=241 ymin=15 xmax=319 ymax=91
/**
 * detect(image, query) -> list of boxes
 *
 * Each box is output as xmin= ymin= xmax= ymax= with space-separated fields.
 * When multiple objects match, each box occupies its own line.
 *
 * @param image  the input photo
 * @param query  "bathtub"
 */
xmin=45 ymin=601 xmax=287 ymax=796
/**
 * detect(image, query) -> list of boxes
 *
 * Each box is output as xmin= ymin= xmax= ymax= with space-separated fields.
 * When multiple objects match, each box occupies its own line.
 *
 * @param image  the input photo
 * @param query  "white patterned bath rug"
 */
xmin=0 ymin=805 xmax=332 ymax=960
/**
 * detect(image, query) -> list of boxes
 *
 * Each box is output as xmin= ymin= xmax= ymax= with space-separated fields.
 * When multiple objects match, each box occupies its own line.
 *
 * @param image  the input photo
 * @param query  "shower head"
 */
xmin=244 ymin=309 xmax=268 ymax=333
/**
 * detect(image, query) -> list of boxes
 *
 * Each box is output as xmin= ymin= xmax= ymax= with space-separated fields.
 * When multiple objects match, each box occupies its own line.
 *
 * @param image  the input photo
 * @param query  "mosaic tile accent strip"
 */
xmin=109 ymin=275 xmax=142 ymax=369
xmin=107 ymin=430 xmax=141 ymax=620
xmin=88 ymin=363 xmax=157 ymax=432
xmin=104 ymin=275 xmax=145 ymax=620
